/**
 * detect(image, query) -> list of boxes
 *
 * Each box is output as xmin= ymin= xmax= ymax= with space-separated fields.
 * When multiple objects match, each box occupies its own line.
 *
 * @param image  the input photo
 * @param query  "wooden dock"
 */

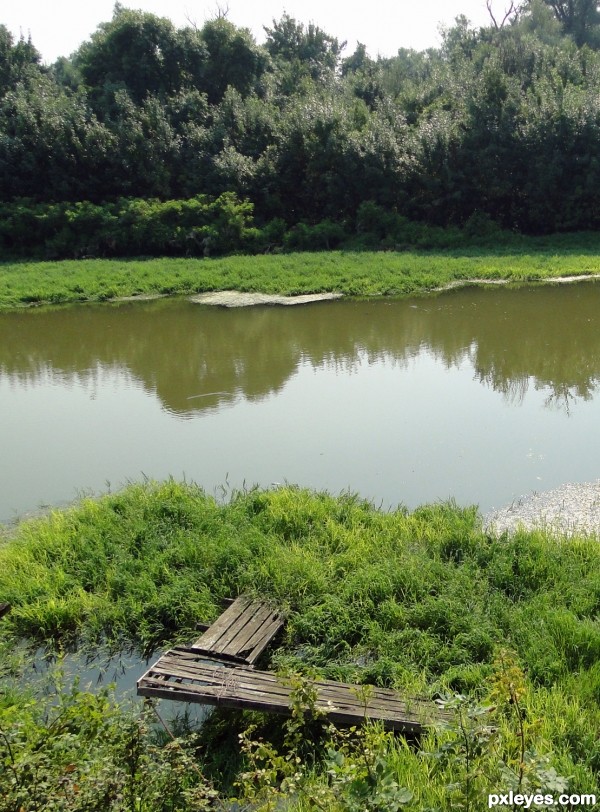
xmin=137 ymin=647 xmax=440 ymax=733
xmin=190 ymin=595 xmax=283 ymax=665
xmin=137 ymin=596 xmax=447 ymax=734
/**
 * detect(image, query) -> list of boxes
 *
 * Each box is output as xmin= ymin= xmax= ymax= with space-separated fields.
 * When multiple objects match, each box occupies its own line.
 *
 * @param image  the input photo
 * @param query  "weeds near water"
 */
xmin=427 ymin=650 xmax=575 ymax=811
xmin=1 ymin=482 xmax=600 ymax=806
xmin=235 ymin=673 xmax=413 ymax=812
xmin=3 ymin=246 xmax=600 ymax=310
xmin=0 ymin=669 xmax=218 ymax=812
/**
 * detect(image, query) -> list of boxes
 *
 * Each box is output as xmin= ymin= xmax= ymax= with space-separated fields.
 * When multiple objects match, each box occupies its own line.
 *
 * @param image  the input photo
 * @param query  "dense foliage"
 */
xmin=1 ymin=482 xmax=599 ymax=808
xmin=0 ymin=194 xmax=256 ymax=259
xmin=4 ymin=0 xmax=600 ymax=256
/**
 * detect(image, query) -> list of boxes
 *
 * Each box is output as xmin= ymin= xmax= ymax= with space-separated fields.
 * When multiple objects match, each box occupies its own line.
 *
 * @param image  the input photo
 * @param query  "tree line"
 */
xmin=2 ymin=0 xmax=600 ymax=257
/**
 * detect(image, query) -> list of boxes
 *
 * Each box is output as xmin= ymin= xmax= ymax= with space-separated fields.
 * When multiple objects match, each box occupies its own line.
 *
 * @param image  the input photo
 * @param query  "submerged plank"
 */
xmin=137 ymin=649 xmax=445 ymax=734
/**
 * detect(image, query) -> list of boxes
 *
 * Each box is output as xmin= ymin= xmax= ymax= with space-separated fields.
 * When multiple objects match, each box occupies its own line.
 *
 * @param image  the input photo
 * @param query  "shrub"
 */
xmin=0 ymin=194 xmax=257 ymax=260
xmin=283 ymin=219 xmax=348 ymax=251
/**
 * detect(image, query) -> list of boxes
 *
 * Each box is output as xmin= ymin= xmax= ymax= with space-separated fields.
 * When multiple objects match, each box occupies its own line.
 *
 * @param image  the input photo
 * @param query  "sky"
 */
xmin=3 ymin=0 xmax=501 ymax=64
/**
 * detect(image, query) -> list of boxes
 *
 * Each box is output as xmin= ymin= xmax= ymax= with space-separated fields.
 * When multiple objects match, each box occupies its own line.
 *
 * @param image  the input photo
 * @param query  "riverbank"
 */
xmin=486 ymin=480 xmax=600 ymax=537
xmin=0 ymin=481 xmax=599 ymax=807
xmin=2 ymin=246 xmax=600 ymax=310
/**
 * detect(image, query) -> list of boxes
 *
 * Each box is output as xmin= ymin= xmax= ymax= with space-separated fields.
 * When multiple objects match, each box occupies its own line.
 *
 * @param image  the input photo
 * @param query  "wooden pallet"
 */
xmin=137 ymin=648 xmax=444 ymax=734
xmin=190 ymin=595 xmax=283 ymax=666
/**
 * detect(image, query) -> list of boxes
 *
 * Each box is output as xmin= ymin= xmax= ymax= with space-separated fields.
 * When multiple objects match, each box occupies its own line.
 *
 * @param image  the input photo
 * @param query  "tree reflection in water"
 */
xmin=1 ymin=281 xmax=599 ymax=416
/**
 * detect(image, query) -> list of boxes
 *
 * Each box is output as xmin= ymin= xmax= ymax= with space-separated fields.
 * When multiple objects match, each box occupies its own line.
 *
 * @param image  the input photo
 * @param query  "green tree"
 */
xmin=51 ymin=56 xmax=84 ymax=92
xmin=516 ymin=0 xmax=564 ymax=43
xmin=264 ymin=13 xmax=345 ymax=92
xmin=534 ymin=0 xmax=600 ymax=45
xmin=108 ymin=91 xmax=179 ymax=198
xmin=198 ymin=18 xmax=268 ymax=104
xmin=341 ymin=44 xmax=385 ymax=108
xmin=0 ymin=73 xmax=116 ymax=200
xmin=0 ymin=25 xmax=42 ymax=96
xmin=74 ymin=5 xmax=208 ymax=113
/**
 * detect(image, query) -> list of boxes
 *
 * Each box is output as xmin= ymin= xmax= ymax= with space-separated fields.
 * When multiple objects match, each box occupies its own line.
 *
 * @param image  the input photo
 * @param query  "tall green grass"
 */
xmin=2 ymin=244 xmax=600 ymax=309
xmin=1 ymin=482 xmax=599 ymax=804
xmin=2 ymin=483 xmax=600 ymax=687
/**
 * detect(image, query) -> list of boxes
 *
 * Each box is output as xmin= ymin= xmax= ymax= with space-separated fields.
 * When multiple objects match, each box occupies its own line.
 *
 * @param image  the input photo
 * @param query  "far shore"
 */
xmin=188 ymin=290 xmax=344 ymax=307
xmin=110 ymin=273 xmax=600 ymax=309
xmin=187 ymin=274 xmax=600 ymax=308
xmin=2 ymin=250 xmax=600 ymax=311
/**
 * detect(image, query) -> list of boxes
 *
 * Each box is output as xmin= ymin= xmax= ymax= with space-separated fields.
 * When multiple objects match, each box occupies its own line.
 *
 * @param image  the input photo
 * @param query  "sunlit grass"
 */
xmin=1 ymin=481 xmax=600 ymax=802
xmin=2 ymin=244 xmax=600 ymax=309
xmin=0 ymin=481 xmax=599 ymax=692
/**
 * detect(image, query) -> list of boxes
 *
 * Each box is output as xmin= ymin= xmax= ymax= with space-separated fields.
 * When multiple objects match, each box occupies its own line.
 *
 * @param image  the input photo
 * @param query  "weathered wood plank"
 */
xmin=143 ymin=657 xmax=420 ymax=710
xmin=215 ymin=602 xmax=275 ymax=657
xmin=143 ymin=668 xmax=425 ymax=718
xmin=239 ymin=616 xmax=284 ymax=663
xmin=157 ymin=651 xmax=423 ymax=706
xmin=141 ymin=674 xmax=410 ymax=711
xmin=154 ymin=652 xmax=426 ymax=709
xmin=207 ymin=610 xmax=262 ymax=656
xmin=190 ymin=596 xmax=283 ymax=665
xmin=191 ymin=596 xmax=252 ymax=650
xmin=143 ymin=680 xmax=422 ymax=723
xmin=137 ymin=650 xmax=447 ymax=733
xmin=138 ymin=678 xmax=427 ymax=733
xmin=140 ymin=669 xmax=436 ymax=712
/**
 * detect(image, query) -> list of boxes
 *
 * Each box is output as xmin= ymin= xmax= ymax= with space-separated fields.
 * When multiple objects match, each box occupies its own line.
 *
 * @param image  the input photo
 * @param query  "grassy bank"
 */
xmin=1 ymin=482 xmax=599 ymax=808
xmin=2 ymin=243 xmax=600 ymax=310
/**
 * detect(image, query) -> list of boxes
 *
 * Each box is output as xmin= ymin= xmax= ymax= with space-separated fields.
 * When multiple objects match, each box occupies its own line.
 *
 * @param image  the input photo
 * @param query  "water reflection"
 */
xmin=2 ymin=282 xmax=600 ymax=519
xmin=12 ymin=643 xmax=209 ymax=725
xmin=1 ymin=282 xmax=599 ymax=414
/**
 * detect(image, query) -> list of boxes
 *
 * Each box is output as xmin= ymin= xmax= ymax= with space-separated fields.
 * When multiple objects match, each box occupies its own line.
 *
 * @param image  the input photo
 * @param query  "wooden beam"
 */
xmin=194 ymin=622 xmax=212 ymax=632
xmin=191 ymin=596 xmax=283 ymax=665
xmin=137 ymin=649 xmax=448 ymax=734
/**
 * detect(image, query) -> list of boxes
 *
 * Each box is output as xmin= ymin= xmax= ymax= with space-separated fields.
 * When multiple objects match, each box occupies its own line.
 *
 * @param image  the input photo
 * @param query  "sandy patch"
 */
xmin=189 ymin=291 xmax=343 ymax=307
xmin=546 ymin=273 xmax=600 ymax=284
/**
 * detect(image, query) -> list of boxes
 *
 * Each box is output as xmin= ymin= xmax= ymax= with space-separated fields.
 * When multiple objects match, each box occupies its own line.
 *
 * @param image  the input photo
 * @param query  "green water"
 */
xmin=2 ymin=282 xmax=600 ymax=522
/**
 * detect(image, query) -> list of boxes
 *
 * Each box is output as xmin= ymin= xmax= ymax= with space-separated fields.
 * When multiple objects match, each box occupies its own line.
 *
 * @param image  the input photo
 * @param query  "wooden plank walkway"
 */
xmin=137 ymin=647 xmax=445 ymax=734
xmin=190 ymin=595 xmax=283 ymax=665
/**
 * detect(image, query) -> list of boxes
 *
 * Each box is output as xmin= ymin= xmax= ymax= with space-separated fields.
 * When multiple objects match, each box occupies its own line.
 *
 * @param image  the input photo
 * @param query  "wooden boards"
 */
xmin=190 ymin=595 xmax=283 ymax=665
xmin=138 ymin=595 xmax=448 ymax=733
xmin=137 ymin=647 xmax=443 ymax=734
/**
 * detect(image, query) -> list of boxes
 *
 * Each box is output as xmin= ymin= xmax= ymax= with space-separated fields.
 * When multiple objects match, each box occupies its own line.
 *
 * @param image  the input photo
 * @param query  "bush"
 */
xmin=356 ymin=201 xmax=406 ymax=240
xmin=0 ymin=194 xmax=257 ymax=260
xmin=355 ymin=201 xmax=454 ymax=249
xmin=283 ymin=219 xmax=348 ymax=250
xmin=249 ymin=217 xmax=288 ymax=252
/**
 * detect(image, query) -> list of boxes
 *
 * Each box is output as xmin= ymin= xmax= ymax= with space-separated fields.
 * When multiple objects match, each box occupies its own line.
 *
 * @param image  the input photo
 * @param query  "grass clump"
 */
xmin=1 ymin=481 xmax=599 ymax=807
xmin=2 ymin=243 xmax=600 ymax=310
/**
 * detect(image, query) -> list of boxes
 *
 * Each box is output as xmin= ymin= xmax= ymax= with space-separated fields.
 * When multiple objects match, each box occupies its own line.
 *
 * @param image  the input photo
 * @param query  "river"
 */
xmin=2 ymin=281 xmax=600 ymax=524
